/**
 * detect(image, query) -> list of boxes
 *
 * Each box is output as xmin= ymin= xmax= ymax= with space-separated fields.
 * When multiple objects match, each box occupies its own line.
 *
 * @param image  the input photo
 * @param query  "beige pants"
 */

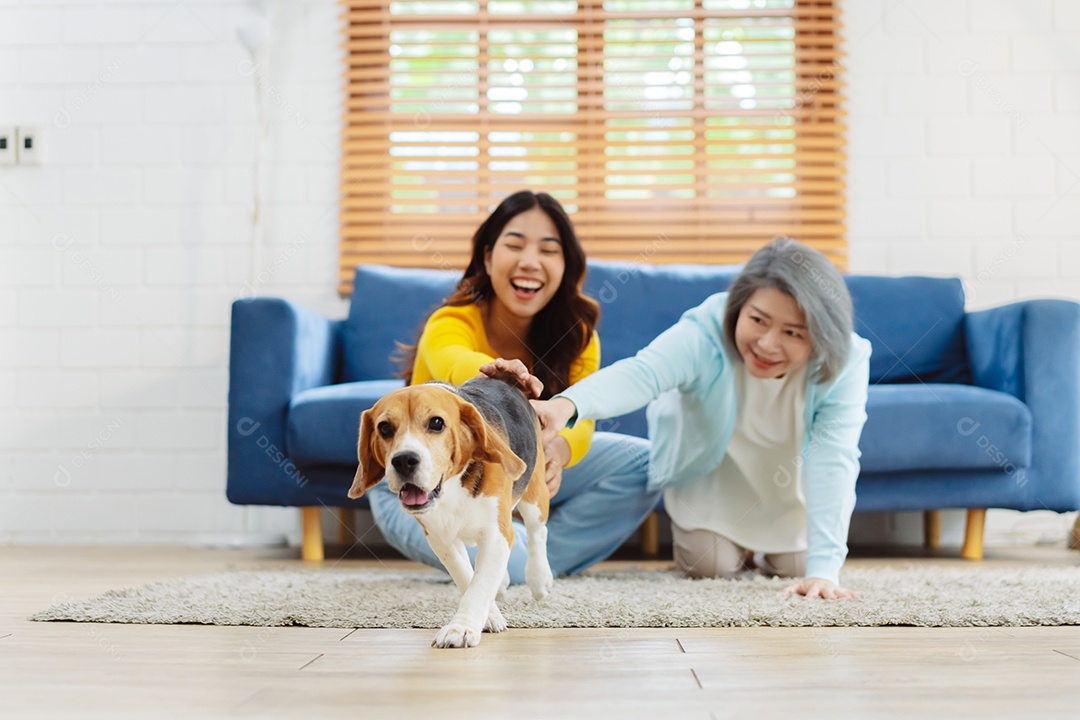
xmin=672 ymin=524 xmax=806 ymax=579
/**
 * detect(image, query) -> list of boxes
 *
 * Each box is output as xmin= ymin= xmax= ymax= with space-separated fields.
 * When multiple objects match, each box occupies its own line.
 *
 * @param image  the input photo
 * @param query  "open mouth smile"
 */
xmin=510 ymin=277 xmax=544 ymax=299
xmin=399 ymin=478 xmax=443 ymax=512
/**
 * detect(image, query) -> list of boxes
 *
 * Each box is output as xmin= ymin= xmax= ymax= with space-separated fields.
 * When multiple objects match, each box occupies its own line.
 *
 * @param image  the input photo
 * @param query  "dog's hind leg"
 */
xmin=488 ymin=570 xmax=511 ymax=632
xmin=517 ymin=428 xmax=553 ymax=601
xmin=517 ymin=500 xmax=553 ymax=601
xmin=497 ymin=570 xmax=510 ymax=602
xmin=484 ymin=601 xmax=508 ymax=634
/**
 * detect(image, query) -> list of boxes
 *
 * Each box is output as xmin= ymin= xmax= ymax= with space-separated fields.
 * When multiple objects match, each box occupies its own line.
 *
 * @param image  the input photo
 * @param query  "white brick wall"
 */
xmin=1 ymin=0 xmax=1076 ymax=548
xmin=847 ymin=0 xmax=1080 ymax=304
xmin=1 ymin=0 xmax=346 ymax=545
xmin=845 ymin=0 xmax=1080 ymax=546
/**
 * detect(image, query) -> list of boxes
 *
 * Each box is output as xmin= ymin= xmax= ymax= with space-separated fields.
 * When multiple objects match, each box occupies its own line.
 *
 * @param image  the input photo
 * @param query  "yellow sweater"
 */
xmin=411 ymin=303 xmax=599 ymax=467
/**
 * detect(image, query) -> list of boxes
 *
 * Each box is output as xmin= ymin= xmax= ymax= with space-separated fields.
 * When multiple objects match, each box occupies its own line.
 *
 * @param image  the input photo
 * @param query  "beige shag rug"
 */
xmin=30 ymin=566 xmax=1080 ymax=628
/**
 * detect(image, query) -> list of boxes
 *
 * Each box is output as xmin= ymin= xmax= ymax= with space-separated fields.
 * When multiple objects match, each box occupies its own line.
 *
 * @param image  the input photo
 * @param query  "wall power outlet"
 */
xmin=17 ymin=126 xmax=42 ymax=165
xmin=0 ymin=126 xmax=16 ymax=166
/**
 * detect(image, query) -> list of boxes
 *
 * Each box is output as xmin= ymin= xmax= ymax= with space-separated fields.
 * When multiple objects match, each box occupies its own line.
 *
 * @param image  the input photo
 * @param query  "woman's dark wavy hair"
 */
xmin=398 ymin=190 xmax=599 ymax=399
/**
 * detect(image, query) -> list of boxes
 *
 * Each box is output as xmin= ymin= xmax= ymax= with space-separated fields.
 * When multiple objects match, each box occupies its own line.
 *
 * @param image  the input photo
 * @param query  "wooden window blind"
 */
xmin=339 ymin=0 xmax=844 ymax=295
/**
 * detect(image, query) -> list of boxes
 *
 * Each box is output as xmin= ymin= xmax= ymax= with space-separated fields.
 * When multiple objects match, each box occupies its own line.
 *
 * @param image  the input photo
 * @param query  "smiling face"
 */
xmin=483 ymin=206 xmax=566 ymax=323
xmin=734 ymin=287 xmax=814 ymax=379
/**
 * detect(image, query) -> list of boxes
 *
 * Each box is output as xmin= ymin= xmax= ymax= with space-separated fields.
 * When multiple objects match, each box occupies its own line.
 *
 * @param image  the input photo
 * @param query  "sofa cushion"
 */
xmin=286 ymin=379 xmax=405 ymax=465
xmin=859 ymin=384 xmax=1031 ymax=474
xmin=342 ymin=265 xmax=457 ymax=382
xmin=289 ymin=382 xmax=1033 ymax=474
xmin=846 ymin=276 xmax=970 ymax=385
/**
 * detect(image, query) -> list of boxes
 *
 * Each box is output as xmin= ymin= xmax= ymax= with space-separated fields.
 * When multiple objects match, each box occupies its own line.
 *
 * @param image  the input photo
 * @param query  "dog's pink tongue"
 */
xmin=400 ymin=485 xmax=429 ymax=506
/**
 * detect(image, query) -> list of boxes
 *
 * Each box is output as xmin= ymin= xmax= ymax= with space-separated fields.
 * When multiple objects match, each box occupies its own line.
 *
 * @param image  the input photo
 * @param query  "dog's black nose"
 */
xmin=391 ymin=452 xmax=421 ymax=476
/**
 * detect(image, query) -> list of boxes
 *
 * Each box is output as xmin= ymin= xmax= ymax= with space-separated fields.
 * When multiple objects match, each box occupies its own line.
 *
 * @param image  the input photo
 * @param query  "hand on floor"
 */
xmin=782 ymin=577 xmax=856 ymax=600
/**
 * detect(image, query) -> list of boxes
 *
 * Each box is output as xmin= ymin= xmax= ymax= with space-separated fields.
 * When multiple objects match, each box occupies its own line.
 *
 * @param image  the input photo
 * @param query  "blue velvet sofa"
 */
xmin=227 ymin=261 xmax=1080 ymax=561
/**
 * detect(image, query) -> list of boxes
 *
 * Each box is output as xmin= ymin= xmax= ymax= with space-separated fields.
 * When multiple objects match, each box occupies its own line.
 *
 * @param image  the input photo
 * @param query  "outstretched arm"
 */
xmin=534 ymin=315 xmax=717 ymax=445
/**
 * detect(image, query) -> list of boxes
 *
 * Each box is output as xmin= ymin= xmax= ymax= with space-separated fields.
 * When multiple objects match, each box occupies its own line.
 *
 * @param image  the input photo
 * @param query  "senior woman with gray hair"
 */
xmin=526 ymin=237 xmax=872 ymax=600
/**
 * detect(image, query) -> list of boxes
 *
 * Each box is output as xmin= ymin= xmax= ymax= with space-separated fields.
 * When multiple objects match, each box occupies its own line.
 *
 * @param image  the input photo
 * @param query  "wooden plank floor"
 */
xmin=2 ymin=545 xmax=1079 ymax=720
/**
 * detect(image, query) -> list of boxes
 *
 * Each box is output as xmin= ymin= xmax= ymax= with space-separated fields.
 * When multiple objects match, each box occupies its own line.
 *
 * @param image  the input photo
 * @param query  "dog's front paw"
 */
xmin=432 ymin=623 xmax=481 ymax=649
xmin=484 ymin=603 xmax=507 ymax=633
xmin=526 ymin=562 xmax=554 ymax=601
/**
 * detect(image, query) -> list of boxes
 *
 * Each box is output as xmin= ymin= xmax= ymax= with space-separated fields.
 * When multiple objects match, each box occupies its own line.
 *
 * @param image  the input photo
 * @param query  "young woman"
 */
xmin=532 ymin=238 xmax=872 ymax=599
xmin=368 ymin=190 xmax=660 ymax=584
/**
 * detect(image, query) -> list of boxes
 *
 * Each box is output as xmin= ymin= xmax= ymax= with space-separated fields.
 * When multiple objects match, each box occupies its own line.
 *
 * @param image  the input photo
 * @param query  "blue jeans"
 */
xmin=368 ymin=432 xmax=659 ymax=585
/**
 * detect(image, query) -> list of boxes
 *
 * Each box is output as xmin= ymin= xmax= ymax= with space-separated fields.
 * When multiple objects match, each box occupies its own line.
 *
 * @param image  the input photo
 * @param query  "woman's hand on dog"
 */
xmin=531 ymin=397 xmax=578 ymax=446
xmin=543 ymin=437 xmax=571 ymax=497
xmin=477 ymin=358 xmax=544 ymax=399
xmin=477 ymin=358 xmax=566 ymax=496
xmin=781 ymin=577 xmax=856 ymax=600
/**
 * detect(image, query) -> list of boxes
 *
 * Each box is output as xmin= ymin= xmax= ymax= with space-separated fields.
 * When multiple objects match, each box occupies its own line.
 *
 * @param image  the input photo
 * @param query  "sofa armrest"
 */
xmin=964 ymin=299 xmax=1080 ymax=510
xmin=227 ymin=298 xmax=343 ymax=506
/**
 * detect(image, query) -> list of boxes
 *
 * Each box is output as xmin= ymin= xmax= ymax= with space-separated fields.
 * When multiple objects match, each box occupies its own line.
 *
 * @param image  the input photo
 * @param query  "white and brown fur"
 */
xmin=347 ymin=377 xmax=553 ymax=648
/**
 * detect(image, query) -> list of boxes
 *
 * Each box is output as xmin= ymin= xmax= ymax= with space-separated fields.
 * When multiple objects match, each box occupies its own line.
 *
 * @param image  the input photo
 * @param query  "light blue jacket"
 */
xmin=559 ymin=291 xmax=872 ymax=584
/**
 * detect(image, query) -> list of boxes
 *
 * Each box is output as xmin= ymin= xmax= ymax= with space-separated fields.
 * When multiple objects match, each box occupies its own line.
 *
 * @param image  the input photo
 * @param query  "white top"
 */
xmin=665 ymin=362 xmax=808 ymax=553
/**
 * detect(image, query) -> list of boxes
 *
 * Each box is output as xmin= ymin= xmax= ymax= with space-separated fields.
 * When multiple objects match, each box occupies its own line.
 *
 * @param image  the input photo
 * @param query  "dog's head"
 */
xmin=347 ymin=384 xmax=526 ymax=514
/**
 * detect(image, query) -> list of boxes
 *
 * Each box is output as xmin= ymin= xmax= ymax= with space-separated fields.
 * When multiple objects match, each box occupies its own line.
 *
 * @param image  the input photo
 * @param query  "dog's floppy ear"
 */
xmin=348 ymin=407 xmax=385 ymax=498
xmin=458 ymin=402 xmax=527 ymax=479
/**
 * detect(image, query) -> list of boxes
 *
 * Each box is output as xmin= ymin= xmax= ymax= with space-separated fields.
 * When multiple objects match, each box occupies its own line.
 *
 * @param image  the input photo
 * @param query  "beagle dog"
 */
xmin=347 ymin=376 xmax=553 ymax=648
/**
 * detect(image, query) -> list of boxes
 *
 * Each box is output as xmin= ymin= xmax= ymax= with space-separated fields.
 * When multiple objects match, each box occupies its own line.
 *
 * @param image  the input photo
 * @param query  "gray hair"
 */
xmin=723 ymin=237 xmax=853 ymax=384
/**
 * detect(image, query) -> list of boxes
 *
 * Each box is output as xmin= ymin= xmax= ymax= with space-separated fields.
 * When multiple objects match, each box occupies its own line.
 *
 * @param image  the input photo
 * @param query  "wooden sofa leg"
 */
xmin=923 ymin=510 xmax=941 ymax=548
xmin=1070 ymin=513 xmax=1080 ymax=550
xmin=301 ymin=506 xmax=324 ymax=561
xmin=337 ymin=507 xmax=356 ymax=546
xmin=640 ymin=512 xmax=659 ymax=557
xmin=961 ymin=508 xmax=986 ymax=560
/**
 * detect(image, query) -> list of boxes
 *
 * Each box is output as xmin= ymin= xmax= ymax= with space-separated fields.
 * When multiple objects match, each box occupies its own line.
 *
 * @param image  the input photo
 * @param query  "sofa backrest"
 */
xmin=584 ymin=268 xmax=972 ymax=386
xmin=583 ymin=259 xmax=739 ymax=366
xmin=846 ymin=275 xmax=970 ymax=385
xmin=342 ymin=263 xmax=971 ymax=388
xmin=342 ymin=265 xmax=457 ymax=382
xmin=342 ymin=260 xmax=740 ymax=384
